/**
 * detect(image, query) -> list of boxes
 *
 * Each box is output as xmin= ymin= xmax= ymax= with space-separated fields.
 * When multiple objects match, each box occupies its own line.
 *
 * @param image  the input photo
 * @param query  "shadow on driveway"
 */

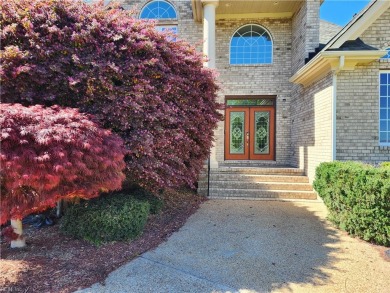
xmin=80 ymin=200 xmax=390 ymax=293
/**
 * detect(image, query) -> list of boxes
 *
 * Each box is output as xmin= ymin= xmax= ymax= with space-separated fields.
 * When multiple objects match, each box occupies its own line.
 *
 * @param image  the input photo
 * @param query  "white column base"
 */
xmin=210 ymin=145 xmax=219 ymax=168
xmin=210 ymin=161 xmax=219 ymax=168
xmin=11 ymin=238 xmax=26 ymax=248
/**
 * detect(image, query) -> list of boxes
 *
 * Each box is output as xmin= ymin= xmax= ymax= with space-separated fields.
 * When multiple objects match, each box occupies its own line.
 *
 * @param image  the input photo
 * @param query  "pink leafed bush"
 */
xmin=0 ymin=0 xmax=223 ymax=191
xmin=0 ymin=103 xmax=126 ymax=224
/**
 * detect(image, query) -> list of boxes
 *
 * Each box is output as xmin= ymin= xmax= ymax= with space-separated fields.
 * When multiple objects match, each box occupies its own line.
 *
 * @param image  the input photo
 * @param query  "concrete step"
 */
xmin=199 ymin=174 xmax=309 ymax=183
xmin=207 ymin=167 xmax=305 ymax=176
xmin=219 ymin=161 xmax=282 ymax=167
xmin=198 ymin=188 xmax=318 ymax=200
xmin=197 ymin=166 xmax=316 ymax=200
xmin=198 ymin=181 xmax=313 ymax=191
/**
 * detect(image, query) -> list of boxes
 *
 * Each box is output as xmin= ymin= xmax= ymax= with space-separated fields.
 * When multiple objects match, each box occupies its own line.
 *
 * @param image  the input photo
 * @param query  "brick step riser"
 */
xmin=198 ymin=182 xmax=313 ymax=191
xmin=198 ymin=175 xmax=309 ymax=183
xmin=198 ymin=189 xmax=317 ymax=200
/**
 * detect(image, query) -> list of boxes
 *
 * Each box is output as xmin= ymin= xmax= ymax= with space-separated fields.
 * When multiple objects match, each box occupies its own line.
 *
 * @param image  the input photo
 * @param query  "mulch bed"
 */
xmin=0 ymin=189 xmax=207 ymax=293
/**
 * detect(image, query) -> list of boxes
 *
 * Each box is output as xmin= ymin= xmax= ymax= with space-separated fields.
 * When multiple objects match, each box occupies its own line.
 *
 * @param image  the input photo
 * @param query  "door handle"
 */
xmin=246 ymin=131 xmax=249 ymax=146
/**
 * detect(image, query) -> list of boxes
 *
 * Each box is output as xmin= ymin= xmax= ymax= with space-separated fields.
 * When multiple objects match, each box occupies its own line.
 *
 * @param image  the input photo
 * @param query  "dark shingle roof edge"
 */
xmin=327 ymin=38 xmax=379 ymax=51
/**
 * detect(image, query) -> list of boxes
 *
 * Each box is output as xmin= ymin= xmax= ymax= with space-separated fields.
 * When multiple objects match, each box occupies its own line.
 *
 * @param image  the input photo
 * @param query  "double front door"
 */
xmin=225 ymin=107 xmax=275 ymax=160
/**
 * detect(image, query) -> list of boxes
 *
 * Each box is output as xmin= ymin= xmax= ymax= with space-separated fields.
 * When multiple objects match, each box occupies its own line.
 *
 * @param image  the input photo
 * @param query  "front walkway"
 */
xmin=79 ymin=200 xmax=390 ymax=293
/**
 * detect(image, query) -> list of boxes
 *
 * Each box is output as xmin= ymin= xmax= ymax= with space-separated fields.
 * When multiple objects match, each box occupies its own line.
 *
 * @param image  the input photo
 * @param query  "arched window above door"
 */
xmin=230 ymin=24 xmax=273 ymax=65
xmin=140 ymin=0 xmax=177 ymax=19
xmin=140 ymin=1 xmax=178 ymax=38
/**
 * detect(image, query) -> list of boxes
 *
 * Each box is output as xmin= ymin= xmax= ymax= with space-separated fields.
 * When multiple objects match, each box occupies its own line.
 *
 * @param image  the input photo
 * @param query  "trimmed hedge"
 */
xmin=313 ymin=161 xmax=390 ymax=246
xmin=130 ymin=189 xmax=164 ymax=215
xmin=60 ymin=194 xmax=150 ymax=245
xmin=381 ymin=162 xmax=390 ymax=169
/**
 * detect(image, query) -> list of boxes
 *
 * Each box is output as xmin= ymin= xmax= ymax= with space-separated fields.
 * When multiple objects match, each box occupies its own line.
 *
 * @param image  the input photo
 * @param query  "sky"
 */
xmin=320 ymin=0 xmax=371 ymax=26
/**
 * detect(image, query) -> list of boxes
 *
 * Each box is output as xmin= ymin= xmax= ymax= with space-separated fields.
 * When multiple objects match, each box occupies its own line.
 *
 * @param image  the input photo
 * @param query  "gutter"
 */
xmin=321 ymin=50 xmax=388 ymax=58
xmin=290 ymin=50 xmax=387 ymax=87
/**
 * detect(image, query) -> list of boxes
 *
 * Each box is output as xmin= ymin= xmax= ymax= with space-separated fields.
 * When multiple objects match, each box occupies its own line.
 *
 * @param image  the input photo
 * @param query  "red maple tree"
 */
xmin=0 ymin=103 xmax=126 ymax=224
xmin=0 ymin=0 xmax=223 ymax=191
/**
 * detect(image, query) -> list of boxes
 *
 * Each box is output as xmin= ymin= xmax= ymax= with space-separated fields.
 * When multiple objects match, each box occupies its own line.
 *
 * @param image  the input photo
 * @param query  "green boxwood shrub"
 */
xmin=143 ymin=196 xmax=163 ymax=215
xmin=313 ymin=161 xmax=390 ymax=246
xmin=60 ymin=194 xmax=150 ymax=245
xmin=380 ymin=162 xmax=390 ymax=169
xmin=115 ymin=187 xmax=164 ymax=215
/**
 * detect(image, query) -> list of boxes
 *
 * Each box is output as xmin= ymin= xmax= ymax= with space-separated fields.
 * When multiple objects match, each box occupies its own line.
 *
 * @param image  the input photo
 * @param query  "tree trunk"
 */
xmin=10 ymin=219 xmax=26 ymax=248
xmin=56 ymin=200 xmax=62 ymax=218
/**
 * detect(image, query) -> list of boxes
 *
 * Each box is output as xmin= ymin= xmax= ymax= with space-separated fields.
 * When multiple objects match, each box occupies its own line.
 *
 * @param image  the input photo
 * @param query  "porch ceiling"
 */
xmin=217 ymin=0 xmax=303 ymax=14
xmin=192 ymin=0 xmax=305 ymax=22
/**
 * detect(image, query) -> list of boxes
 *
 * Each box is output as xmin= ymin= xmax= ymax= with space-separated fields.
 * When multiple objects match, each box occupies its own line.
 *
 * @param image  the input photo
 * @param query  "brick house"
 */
xmin=122 ymin=0 xmax=390 ymax=199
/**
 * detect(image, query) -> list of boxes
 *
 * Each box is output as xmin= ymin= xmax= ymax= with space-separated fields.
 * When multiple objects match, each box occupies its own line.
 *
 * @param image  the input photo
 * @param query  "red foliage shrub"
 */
xmin=0 ymin=0 xmax=223 ymax=191
xmin=0 ymin=104 xmax=126 ymax=224
xmin=1 ymin=226 xmax=19 ymax=241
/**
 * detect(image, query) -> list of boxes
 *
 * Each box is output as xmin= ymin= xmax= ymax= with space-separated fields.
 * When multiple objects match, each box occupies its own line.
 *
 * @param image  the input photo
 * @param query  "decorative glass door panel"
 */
xmin=225 ymin=108 xmax=250 ymax=160
xmin=230 ymin=112 xmax=245 ymax=154
xmin=254 ymin=112 xmax=269 ymax=154
xmin=225 ymin=107 xmax=275 ymax=160
xmin=249 ymin=108 xmax=274 ymax=160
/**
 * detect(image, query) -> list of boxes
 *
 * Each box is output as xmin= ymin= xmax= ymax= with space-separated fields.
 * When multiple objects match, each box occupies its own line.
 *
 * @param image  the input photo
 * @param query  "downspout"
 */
xmin=332 ymin=55 xmax=345 ymax=161
xmin=334 ymin=55 xmax=345 ymax=75
xmin=332 ymin=74 xmax=337 ymax=161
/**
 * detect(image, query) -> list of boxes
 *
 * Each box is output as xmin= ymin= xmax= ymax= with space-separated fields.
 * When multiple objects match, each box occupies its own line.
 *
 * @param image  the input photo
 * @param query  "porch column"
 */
xmin=202 ymin=0 xmax=218 ymax=68
xmin=202 ymin=0 xmax=219 ymax=168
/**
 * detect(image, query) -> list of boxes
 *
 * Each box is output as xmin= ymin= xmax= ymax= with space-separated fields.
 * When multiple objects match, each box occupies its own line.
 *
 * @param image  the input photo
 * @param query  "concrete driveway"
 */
xmin=79 ymin=200 xmax=390 ymax=293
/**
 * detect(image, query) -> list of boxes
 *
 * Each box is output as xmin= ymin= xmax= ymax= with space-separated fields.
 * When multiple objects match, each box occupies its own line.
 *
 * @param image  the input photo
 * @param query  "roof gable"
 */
xmin=291 ymin=0 xmax=389 ymax=87
xmin=324 ymin=0 xmax=390 ymax=51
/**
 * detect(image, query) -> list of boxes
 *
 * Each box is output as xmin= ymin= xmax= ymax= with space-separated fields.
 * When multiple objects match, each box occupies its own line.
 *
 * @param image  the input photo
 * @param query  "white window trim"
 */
xmin=380 ymin=48 xmax=390 ymax=59
xmin=379 ymin=70 xmax=390 ymax=146
xmin=156 ymin=25 xmax=179 ymax=40
xmin=156 ymin=25 xmax=178 ymax=32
